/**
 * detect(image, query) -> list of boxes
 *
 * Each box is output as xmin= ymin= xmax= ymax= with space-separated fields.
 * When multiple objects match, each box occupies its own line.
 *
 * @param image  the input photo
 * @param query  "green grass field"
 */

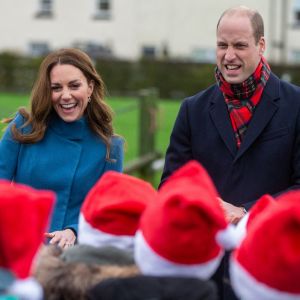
xmin=0 ymin=93 xmax=180 ymax=187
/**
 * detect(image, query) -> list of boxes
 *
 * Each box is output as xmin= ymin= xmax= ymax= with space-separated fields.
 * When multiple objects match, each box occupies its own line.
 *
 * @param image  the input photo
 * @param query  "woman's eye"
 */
xmin=70 ymin=84 xmax=81 ymax=90
xmin=51 ymin=86 xmax=61 ymax=91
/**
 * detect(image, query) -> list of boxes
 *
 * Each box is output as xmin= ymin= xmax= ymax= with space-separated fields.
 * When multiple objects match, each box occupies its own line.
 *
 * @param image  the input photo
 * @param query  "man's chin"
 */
xmin=223 ymin=74 xmax=245 ymax=85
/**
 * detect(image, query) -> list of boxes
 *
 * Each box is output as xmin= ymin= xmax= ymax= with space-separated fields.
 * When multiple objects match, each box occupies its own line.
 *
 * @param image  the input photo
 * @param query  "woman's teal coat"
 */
xmin=0 ymin=113 xmax=123 ymax=234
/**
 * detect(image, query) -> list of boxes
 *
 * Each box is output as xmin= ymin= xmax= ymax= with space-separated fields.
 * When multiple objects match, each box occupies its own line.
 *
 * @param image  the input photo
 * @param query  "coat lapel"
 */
xmin=209 ymin=88 xmax=237 ymax=157
xmin=234 ymin=73 xmax=280 ymax=162
xmin=209 ymin=73 xmax=280 ymax=161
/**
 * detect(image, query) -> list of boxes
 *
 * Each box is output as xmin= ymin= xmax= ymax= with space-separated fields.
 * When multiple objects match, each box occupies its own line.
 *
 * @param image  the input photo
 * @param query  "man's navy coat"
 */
xmin=161 ymin=73 xmax=300 ymax=209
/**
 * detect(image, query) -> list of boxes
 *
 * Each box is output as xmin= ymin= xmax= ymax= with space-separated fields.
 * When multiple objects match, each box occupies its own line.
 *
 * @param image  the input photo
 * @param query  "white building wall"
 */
xmin=0 ymin=0 xmax=299 ymax=63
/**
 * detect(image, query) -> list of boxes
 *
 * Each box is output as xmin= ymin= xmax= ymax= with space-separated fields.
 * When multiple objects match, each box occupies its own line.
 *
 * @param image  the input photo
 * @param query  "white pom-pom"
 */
xmin=8 ymin=277 xmax=43 ymax=300
xmin=216 ymin=224 xmax=241 ymax=250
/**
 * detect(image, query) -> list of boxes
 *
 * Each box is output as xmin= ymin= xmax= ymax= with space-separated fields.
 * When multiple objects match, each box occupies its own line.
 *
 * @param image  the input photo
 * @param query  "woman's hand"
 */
xmin=45 ymin=229 xmax=76 ymax=250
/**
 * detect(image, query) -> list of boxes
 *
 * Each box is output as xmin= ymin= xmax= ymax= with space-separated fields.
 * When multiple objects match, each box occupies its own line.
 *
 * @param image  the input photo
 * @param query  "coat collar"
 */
xmin=209 ymin=72 xmax=280 ymax=160
xmin=49 ymin=112 xmax=88 ymax=140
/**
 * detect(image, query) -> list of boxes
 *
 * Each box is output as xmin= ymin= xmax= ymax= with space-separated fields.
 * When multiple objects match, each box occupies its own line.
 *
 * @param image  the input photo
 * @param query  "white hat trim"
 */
xmin=134 ymin=230 xmax=224 ymax=280
xmin=8 ymin=277 xmax=43 ymax=300
xmin=78 ymin=214 xmax=134 ymax=252
xmin=230 ymin=256 xmax=300 ymax=300
xmin=233 ymin=213 xmax=249 ymax=246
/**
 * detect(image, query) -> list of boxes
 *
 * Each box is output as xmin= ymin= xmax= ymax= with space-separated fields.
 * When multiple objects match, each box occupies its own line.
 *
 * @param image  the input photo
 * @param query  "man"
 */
xmin=160 ymin=6 xmax=300 ymax=299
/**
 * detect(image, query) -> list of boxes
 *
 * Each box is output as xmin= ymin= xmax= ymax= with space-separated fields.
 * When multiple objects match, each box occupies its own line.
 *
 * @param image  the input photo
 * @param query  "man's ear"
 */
xmin=259 ymin=36 xmax=266 ymax=56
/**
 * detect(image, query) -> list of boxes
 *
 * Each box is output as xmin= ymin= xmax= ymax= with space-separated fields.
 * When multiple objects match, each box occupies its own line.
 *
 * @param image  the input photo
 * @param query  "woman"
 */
xmin=0 ymin=48 xmax=124 ymax=249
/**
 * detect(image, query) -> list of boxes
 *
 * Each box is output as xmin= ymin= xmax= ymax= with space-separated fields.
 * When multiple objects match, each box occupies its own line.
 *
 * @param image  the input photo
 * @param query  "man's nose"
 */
xmin=225 ymin=47 xmax=236 ymax=61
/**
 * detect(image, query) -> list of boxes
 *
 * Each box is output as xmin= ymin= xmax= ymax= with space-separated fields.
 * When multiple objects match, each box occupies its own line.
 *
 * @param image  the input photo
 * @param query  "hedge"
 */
xmin=1 ymin=52 xmax=300 ymax=99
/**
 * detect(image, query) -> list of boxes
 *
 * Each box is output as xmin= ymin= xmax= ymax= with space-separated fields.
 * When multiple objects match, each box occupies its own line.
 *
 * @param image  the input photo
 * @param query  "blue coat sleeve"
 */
xmin=103 ymin=136 xmax=124 ymax=173
xmin=0 ymin=114 xmax=24 ymax=180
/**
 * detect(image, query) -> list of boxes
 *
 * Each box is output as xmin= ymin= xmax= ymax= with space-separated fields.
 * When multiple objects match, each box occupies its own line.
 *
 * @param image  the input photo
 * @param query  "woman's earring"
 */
xmin=88 ymin=96 xmax=91 ymax=103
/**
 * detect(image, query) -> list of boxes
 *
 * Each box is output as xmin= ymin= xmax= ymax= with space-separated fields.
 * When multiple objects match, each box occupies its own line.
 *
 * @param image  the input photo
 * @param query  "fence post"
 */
xmin=138 ymin=88 xmax=159 ymax=181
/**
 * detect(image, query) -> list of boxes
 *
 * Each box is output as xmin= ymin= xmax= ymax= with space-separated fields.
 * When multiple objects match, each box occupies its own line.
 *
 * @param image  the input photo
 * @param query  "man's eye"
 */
xmin=218 ymin=44 xmax=227 ymax=49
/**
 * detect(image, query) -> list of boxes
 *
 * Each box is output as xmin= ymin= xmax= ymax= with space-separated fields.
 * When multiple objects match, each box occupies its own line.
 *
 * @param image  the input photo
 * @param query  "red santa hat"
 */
xmin=78 ymin=171 xmax=157 ymax=252
xmin=0 ymin=180 xmax=55 ymax=300
xmin=135 ymin=160 xmax=236 ymax=279
xmin=234 ymin=194 xmax=276 ymax=245
xmin=235 ymin=190 xmax=300 ymax=245
xmin=277 ymin=190 xmax=300 ymax=205
xmin=230 ymin=199 xmax=300 ymax=300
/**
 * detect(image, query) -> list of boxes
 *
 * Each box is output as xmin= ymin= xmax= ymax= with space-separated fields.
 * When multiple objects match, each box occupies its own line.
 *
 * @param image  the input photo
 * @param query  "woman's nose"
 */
xmin=61 ymin=87 xmax=71 ymax=99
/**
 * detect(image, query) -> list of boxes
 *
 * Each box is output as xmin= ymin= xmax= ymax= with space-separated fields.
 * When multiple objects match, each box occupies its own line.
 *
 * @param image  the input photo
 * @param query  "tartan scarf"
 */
xmin=215 ymin=57 xmax=271 ymax=148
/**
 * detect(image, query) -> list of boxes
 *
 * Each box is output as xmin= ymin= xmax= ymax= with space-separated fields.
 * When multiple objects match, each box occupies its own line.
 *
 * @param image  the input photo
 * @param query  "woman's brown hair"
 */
xmin=11 ymin=48 xmax=115 ymax=158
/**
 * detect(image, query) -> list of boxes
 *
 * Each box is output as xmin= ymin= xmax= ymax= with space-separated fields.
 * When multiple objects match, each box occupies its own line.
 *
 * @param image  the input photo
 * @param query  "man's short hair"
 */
xmin=217 ymin=6 xmax=264 ymax=44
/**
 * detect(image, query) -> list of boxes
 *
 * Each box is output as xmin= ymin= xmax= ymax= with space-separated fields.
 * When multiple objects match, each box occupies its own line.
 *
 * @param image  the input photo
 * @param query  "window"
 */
xmin=293 ymin=0 xmax=300 ymax=24
xmin=190 ymin=48 xmax=215 ymax=63
xmin=141 ymin=46 xmax=156 ymax=59
xmin=35 ymin=0 xmax=53 ymax=18
xmin=94 ymin=0 xmax=111 ymax=20
xmin=98 ymin=0 xmax=110 ymax=11
xmin=72 ymin=41 xmax=113 ymax=59
xmin=296 ymin=11 xmax=300 ymax=22
xmin=291 ymin=49 xmax=300 ymax=63
xmin=29 ymin=42 xmax=50 ymax=57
